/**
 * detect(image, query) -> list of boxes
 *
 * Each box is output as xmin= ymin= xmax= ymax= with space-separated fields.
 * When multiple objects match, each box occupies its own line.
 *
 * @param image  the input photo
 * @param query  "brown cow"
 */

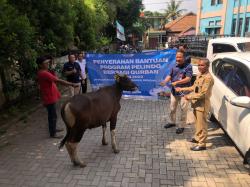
xmin=59 ymin=74 xmax=137 ymax=167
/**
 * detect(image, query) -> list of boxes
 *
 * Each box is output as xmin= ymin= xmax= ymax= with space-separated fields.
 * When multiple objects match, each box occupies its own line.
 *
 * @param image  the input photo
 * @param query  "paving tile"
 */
xmin=0 ymin=99 xmax=249 ymax=187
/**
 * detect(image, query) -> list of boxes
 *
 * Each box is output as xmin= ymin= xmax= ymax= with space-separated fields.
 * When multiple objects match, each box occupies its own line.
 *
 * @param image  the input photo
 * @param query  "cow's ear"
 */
xmin=114 ymin=73 xmax=120 ymax=82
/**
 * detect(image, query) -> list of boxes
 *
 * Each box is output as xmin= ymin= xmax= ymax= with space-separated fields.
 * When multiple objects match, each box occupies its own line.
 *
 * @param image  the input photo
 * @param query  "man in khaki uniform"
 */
xmin=176 ymin=58 xmax=214 ymax=151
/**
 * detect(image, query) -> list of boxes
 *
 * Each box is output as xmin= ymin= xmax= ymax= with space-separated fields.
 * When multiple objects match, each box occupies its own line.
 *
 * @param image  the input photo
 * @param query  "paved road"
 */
xmin=0 ymin=98 xmax=249 ymax=187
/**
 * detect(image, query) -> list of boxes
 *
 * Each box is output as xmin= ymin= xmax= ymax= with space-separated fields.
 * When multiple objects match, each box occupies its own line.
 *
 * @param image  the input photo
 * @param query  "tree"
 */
xmin=8 ymin=0 xmax=76 ymax=55
xmin=74 ymin=0 xmax=110 ymax=50
xmin=0 ymin=0 xmax=143 ymax=105
xmin=117 ymin=0 xmax=143 ymax=34
xmin=164 ymin=0 xmax=185 ymax=21
xmin=0 ymin=0 xmax=37 ymax=101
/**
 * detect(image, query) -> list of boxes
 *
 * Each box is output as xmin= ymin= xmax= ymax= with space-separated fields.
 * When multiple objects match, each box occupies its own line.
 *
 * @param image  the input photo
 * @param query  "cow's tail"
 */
xmin=59 ymin=103 xmax=71 ymax=149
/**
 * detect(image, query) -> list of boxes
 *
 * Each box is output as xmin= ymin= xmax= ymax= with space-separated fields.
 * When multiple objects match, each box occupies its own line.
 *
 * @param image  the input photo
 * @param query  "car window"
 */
xmin=212 ymin=59 xmax=222 ymax=75
xmin=216 ymin=62 xmax=235 ymax=84
xmin=229 ymin=68 xmax=250 ymax=97
xmin=216 ymin=61 xmax=250 ymax=97
xmin=213 ymin=44 xmax=237 ymax=53
xmin=237 ymin=42 xmax=250 ymax=52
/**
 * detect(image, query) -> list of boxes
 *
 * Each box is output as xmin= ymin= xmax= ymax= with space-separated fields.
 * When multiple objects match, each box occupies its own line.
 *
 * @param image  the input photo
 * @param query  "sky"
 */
xmin=142 ymin=0 xmax=197 ymax=13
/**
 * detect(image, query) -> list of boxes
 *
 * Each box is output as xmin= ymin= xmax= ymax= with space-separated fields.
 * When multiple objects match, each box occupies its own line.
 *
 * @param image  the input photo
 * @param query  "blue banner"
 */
xmin=86 ymin=49 xmax=177 ymax=99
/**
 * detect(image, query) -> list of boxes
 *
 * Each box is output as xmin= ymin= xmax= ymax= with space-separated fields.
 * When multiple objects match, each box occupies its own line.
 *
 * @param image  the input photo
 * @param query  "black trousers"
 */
xmin=46 ymin=103 xmax=57 ymax=136
xmin=81 ymin=79 xmax=87 ymax=93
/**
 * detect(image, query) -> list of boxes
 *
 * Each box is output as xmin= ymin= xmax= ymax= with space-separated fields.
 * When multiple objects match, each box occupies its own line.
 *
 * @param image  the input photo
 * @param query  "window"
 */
xmin=232 ymin=19 xmax=236 ymax=35
xmin=218 ymin=0 xmax=223 ymax=4
xmin=213 ymin=44 xmax=237 ymax=53
xmin=214 ymin=28 xmax=220 ymax=35
xmin=211 ymin=0 xmax=216 ymax=5
xmin=215 ymin=20 xmax=221 ymax=26
xmin=209 ymin=21 xmax=214 ymax=26
xmin=238 ymin=18 xmax=243 ymax=36
xmin=245 ymin=17 xmax=250 ymax=33
xmin=229 ymin=68 xmax=249 ymax=96
xmin=216 ymin=61 xmax=250 ymax=97
xmin=207 ymin=28 xmax=212 ymax=35
xmin=211 ymin=0 xmax=223 ymax=5
xmin=238 ymin=42 xmax=250 ymax=52
xmin=217 ymin=62 xmax=235 ymax=84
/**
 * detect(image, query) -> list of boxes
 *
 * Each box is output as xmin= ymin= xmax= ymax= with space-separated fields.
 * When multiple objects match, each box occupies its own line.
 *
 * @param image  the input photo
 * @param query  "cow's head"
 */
xmin=114 ymin=73 xmax=138 ymax=91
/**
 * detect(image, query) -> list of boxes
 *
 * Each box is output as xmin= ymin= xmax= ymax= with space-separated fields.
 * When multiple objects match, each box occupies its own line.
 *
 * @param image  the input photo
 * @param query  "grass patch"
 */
xmin=0 ymin=97 xmax=40 ymax=129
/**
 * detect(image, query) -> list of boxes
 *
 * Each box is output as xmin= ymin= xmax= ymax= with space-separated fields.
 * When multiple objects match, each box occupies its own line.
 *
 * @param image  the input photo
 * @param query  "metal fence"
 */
xmin=167 ymin=34 xmax=235 ymax=57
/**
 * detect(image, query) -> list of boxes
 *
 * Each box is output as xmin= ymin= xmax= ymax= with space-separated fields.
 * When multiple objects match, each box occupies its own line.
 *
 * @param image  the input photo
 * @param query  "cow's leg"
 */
xmin=102 ymin=124 xmax=108 ymax=145
xmin=66 ymin=127 xmax=86 ymax=167
xmin=110 ymin=117 xmax=120 ymax=154
xmin=65 ymin=142 xmax=85 ymax=167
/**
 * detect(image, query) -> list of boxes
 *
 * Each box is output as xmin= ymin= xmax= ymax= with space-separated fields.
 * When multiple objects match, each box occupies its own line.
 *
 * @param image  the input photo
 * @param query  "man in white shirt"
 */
xmin=76 ymin=52 xmax=87 ymax=93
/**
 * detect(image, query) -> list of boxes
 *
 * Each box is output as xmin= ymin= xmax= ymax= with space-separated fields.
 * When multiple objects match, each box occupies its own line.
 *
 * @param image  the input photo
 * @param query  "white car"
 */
xmin=209 ymin=52 xmax=250 ymax=162
xmin=192 ymin=37 xmax=250 ymax=76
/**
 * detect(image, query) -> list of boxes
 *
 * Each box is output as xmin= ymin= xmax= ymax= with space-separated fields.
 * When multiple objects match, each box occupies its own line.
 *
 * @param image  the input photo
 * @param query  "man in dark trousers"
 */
xmin=160 ymin=50 xmax=193 ymax=134
xmin=37 ymin=56 xmax=78 ymax=138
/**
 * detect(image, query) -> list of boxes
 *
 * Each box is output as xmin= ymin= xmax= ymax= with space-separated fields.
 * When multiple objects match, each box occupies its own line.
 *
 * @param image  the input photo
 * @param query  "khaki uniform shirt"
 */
xmin=185 ymin=72 xmax=214 ymax=112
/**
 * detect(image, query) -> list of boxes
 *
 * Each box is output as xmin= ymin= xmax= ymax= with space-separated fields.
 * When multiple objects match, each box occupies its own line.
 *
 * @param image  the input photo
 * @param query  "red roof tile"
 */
xmin=165 ymin=12 xmax=196 ymax=33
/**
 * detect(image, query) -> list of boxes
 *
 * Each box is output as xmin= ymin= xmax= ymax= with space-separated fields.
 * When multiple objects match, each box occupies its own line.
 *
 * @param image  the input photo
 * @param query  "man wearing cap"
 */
xmin=37 ymin=56 xmax=78 ymax=138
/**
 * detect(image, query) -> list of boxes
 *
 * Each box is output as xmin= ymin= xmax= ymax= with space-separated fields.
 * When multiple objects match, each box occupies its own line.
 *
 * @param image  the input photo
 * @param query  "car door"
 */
xmin=210 ymin=59 xmax=230 ymax=126
xmin=222 ymin=60 xmax=250 ymax=155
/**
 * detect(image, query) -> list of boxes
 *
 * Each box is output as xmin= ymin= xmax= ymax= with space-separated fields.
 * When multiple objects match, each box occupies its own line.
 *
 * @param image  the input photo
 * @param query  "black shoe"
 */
xmin=56 ymin=128 xmax=64 ymax=132
xmin=176 ymin=128 xmax=184 ymax=134
xmin=189 ymin=138 xmax=198 ymax=143
xmin=190 ymin=145 xmax=206 ymax=151
xmin=50 ymin=134 xmax=63 ymax=139
xmin=164 ymin=123 xmax=176 ymax=129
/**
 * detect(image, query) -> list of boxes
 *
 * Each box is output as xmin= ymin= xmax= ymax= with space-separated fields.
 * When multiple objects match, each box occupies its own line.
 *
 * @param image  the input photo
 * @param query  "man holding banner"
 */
xmin=160 ymin=50 xmax=193 ymax=134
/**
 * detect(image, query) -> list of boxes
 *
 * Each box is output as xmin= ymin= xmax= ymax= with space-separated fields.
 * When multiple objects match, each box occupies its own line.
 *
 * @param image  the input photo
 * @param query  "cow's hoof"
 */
xmin=102 ymin=140 xmax=108 ymax=145
xmin=73 ymin=161 xmax=86 ymax=168
xmin=113 ymin=149 xmax=120 ymax=154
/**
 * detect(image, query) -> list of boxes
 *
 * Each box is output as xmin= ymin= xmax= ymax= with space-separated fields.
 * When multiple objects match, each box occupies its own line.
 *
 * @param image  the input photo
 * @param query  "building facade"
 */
xmin=140 ymin=12 xmax=167 ymax=49
xmin=196 ymin=0 xmax=250 ymax=36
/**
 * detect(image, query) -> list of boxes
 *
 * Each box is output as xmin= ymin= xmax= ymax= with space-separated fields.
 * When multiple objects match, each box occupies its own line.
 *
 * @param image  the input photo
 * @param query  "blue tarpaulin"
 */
xmin=86 ymin=49 xmax=177 ymax=99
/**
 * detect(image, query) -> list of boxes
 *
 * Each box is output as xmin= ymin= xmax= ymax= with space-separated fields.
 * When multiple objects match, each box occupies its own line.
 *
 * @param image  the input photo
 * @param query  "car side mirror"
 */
xmin=230 ymin=96 xmax=250 ymax=109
